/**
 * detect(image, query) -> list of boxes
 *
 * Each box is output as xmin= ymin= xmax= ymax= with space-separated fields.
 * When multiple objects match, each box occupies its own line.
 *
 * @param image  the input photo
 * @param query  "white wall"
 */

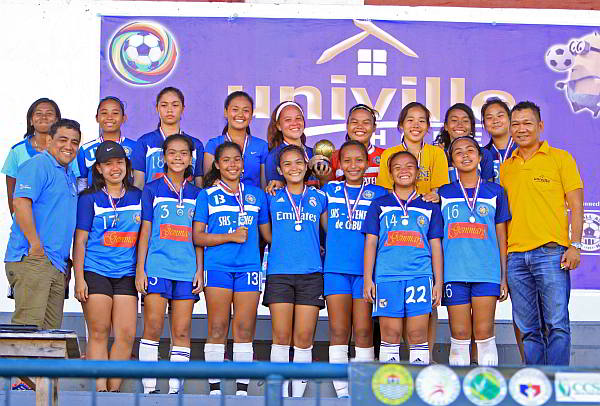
xmin=1 ymin=0 xmax=599 ymax=319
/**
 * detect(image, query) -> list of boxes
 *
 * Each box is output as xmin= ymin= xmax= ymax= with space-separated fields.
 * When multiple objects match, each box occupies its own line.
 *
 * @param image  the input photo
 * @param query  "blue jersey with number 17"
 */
xmin=194 ymin=184 xmax=269 ymax=272
xmin=132 ymin=130 xmax=204 ymax=184
xmin=141 ymin=178 xmax=201 ymax=282
xmin=439 ymin=180 xmax=511 ymax=284
xmin=267 ymin=186 xmax=327 ymax=275
xmin=362 ymin=194 xmax=443 ymax=283
xmin=323 ymin=181 xmax=387 ymax=275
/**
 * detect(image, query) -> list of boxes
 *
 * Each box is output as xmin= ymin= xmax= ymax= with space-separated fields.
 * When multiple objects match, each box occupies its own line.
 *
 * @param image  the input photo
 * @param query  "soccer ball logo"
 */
xmin=545 ymin=45 xmax=573 ymax=72
xmin=108 ymin=21 xmax=178 ymax=86
xmin=582 ymin=213 xmax=600 ymax=251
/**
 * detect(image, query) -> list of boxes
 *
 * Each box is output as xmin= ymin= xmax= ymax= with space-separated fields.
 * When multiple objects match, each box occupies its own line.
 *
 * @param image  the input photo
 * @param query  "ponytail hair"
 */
xmin=155 ymin=86 xmax=185 ymax=129
xmin=222 ymin=91 xmax=254 ymax=136
xmin=162 ymin=134 xmax=195 ymax=179
xmin=83 ymin=157 xmax=134 ymax=196
xmin=203 ymin=141 xmax=243 ymax=187
xmin=267 ymin=101 xmax=307 ymax=150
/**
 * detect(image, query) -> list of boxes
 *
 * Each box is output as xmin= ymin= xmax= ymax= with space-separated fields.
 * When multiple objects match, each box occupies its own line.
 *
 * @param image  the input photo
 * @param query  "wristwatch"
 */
xmin=571 ymin=242 xmax=582 ymax=250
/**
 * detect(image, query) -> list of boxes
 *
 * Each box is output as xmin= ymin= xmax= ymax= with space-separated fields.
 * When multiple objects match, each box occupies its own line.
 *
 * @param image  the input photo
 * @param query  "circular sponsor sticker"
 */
xmin=363 ymin=190 xmax=374 ymax=199
xmin=463 ymin=367 xmax=507 ymax=406
xmin=415 ymin=365 xmax=461 ymax=406
xmin=371 ymin=364 xmax=414 ymax=405
xmin=509 ymin=368 xmax=552 ymax=406
xmin=245 ymin=194 xmax=256 ymax=204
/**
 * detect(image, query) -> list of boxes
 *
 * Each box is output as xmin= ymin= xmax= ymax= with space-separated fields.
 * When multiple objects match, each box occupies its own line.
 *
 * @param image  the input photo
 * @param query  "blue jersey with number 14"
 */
xmin=323 ymin=181 xmax=387 ymax=275
xmin=194 ymin=184 xmax=269 ymax=272
xmin=141 ymin=178 xmax=201 ymax=282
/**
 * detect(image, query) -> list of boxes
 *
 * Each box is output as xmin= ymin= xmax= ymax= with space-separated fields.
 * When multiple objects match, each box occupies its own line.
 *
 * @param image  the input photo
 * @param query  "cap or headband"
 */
xmin=348 ymin=104 xmax=378 ymax=123
xmin=95 ymin=141 xmax=127 ymax=164
xmin=275 ymin=101 xmax=303 ymax=121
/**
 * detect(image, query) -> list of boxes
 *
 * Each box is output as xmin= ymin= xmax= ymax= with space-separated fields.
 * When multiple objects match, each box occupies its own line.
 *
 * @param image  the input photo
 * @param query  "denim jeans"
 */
xmin=507 ymin=244 xmax=571 ymax=365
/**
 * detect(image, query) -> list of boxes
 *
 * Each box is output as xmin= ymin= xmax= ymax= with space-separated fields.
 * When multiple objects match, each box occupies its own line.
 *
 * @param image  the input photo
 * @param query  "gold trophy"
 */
xmin=313 ymin=139 xmax=335 ymax=173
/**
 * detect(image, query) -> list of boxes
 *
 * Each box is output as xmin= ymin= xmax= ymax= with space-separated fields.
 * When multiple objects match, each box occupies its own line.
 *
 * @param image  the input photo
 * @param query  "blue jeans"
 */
xmin=507 ymin=245 xmax=571 ymax=365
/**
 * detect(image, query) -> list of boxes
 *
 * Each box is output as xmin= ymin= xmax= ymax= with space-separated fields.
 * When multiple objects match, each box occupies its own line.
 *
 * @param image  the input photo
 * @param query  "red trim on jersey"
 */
xmin=330 ymin=145 xmax=384 ymax=185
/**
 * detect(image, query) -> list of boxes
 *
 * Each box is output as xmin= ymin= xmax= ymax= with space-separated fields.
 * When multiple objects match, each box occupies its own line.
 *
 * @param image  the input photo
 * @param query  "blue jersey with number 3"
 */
xmin=194 ymin=184 xmax=269 ymax=272
xmin=141 ymin=178 xmax=201 ymax=281
xmin=323 ymin=181 xmax=387 ymax=275
xmin=439 ymin=180 xmax=511 ymax=284
xmin=362 ymin=194 xmax=443 ymax=283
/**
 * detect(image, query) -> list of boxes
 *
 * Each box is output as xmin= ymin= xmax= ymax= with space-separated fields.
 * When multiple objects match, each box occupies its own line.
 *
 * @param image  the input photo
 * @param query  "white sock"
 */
xmin=353 ymin=346 xmax=375 ymax=362
xmin=476 ymin=336 xmax=498 ymax=366
xmin=139 ymin=339 xmax=159 ymax=393
xmin=271 ymin=344 xmax=290 ymax=397
xmin=233 ymin=342 xmax=253 ymax=395
xmin=204 ymin=343 xmax=225 ymax=395
xmin=409 ymin=342 xmax=429 ymax=365
xmin=449 ymin=337 xmax=471 ymax=366
xmin=329 ymin=345 xmax=349 ymax=398
xmin=292 ymin=346 xmax=312 ymax=398
xmin=168 ymin=346 xmax=190 ymax=394
xmin=379 ymin=341 xmax=400 ymax=363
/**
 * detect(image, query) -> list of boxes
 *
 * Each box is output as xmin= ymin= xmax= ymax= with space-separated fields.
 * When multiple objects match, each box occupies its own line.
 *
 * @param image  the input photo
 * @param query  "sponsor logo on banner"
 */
xmin=103 ymin=231 xmax=138 ymax=248
xmin=371 ymin=364 xmax=413 ymax=405
xmin=385 ymin=231 xmax=424 ymax=248
xmin=463 ymin=367 xmax=507 ymax=406
xmin=159 ymin=224 xmax=192 ymax=242
xmin=509 ymin=368 xmax=552 ymax=406
xmin=582 ymin=213 xmax=600 ymax=251
xmin=448 ymin=222 xmax=487 ymax=240
xmin=555 ymin=372 xmax=600 ymax=402
xmin=108 ymin=21 xmax=178 ymax=86
xmin=415 ymin=365 xmax=460 ymax=406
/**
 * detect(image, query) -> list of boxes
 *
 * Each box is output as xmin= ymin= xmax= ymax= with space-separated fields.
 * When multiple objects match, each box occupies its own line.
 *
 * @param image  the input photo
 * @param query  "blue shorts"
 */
xmin=372 ymin=276 xmax=432 ymax=318
xmin=324 ymin=273 xmax=363 ymax=299
xmin=442 ymin=282 xmax=501 ymax=306
xmin=204 ymin=270 xmax=261 ymax=292
xmin=147 ymin=276 xmax=198 ymax=300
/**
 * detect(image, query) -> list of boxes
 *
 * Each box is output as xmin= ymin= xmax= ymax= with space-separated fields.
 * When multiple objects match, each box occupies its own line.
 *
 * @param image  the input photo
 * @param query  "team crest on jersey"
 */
xmin=363 ymin=190 xmax=374 ymax=199
xmin=188 ymin=208 xmax=195 ymax=219
xmin=245 ymin=194 xmax=256 ymax=204
xmin=478 ymin=205 xmax=489 ymax=216
xmin=133 ymin=213 xmax=141 ymax=224
xmin=373 ymin=156 xmax=381 ymax=165
xmin=379 ymin=298 xmax=388 ymax=308
xmin=309 ymin=196 xmax=317 ymax=207
xmin=123 ymin=146 xmax=132 ymax=156
xmin=417 ymin=215 xmax=427 ymax=226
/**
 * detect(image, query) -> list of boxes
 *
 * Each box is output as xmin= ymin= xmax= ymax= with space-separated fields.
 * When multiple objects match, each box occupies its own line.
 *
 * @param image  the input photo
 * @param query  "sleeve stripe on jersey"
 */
xmin=152 ymin=197 xmax=197 ymax=207
xmin=208 ymin=204 xmax=260 ymax=215
xmin=146 ymin=147 xmax=162 ymax=157
xmin=380 ymin=206 xmax=432 ymax=220
xmin=440 ymin=196 xmax=498 ymax=210
xmin=94 ymin=202 xmax=141 ymax=216
xmin=327 ymin=196 xmax=374 ymax=207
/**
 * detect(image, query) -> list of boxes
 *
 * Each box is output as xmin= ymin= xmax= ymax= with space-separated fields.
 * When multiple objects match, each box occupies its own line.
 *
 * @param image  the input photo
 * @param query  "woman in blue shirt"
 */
xmin=73 ymin=141 xmax=141 ymax=392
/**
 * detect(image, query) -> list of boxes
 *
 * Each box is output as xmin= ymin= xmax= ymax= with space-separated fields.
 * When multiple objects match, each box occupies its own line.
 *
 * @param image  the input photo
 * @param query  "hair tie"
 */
xmin=275 ymin=101 xmax=303 ymax=121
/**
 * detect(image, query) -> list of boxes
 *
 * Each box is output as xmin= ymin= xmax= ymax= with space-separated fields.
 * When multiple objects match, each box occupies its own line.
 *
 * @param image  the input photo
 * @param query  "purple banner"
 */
xmin=100 ymin=16 xmax=600 ymax=289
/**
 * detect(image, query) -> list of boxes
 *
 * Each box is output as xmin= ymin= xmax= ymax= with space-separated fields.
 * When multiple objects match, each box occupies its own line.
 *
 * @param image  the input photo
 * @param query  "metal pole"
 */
xmin=265 ymin=374 xmax=284 ymax=406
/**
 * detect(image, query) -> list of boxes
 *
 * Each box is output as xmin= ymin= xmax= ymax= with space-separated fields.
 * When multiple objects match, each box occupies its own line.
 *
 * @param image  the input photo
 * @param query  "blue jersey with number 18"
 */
xmin=141 ymin=178 xmax=201 ymax=282
xmin=362 ymin=193 xmax=443 ymax=283
xmin=194 ymin=184 xmax=269 ymax=272
xmin=323 ymin=181 xmax=387 ymax=275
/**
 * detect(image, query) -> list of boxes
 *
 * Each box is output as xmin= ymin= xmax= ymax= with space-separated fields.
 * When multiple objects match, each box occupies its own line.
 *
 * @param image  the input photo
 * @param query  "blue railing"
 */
xmin=0 ymin=359 xmax=348 ymax=406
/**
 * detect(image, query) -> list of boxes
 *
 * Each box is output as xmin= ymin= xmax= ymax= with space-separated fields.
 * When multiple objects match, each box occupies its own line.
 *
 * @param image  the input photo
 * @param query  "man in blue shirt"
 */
xmin=4 ymin=119 xmax=81 ymax=329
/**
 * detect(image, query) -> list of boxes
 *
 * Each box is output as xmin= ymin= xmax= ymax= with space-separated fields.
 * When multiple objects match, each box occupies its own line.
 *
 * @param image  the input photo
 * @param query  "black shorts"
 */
xmin=263 ymin=273 xmax=325 ymax=309
xmin=84 ymin=271 xmax=138 ymax=297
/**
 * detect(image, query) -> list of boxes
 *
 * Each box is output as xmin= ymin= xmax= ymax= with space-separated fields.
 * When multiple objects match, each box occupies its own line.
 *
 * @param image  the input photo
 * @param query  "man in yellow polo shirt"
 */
xmin=500 ymin=101 xmax=583 ymax=366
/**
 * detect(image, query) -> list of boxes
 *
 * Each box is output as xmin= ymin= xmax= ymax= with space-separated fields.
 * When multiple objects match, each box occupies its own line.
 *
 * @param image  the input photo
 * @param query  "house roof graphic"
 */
xmin=316 ymin=19 xmax=419 ymax=64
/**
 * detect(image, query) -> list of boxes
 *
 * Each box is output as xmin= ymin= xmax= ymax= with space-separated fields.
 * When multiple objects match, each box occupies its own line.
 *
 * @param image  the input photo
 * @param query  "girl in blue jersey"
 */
xmin=264 ymin=102 xmax=328 ymax=194
xmin=193 ymin=141 xmax=271 ymax=396
xmin=132 ymin=87 xmax=204 ymax=189
xmin=76 ymin=97 xmax=137 ymax=192
xmin=439 ymin=136 xmax=510 ymax=366
xmin=323 ymin=140 xmax=387 ymax=398
xmin=481 ymin=98 xmax=518 ymax=183
xmin=73 ymin=141 xmax=141 ymax=392
xmin=203 ymin=92 xmax=268 ymax=189
xmin=2 ymin=98 xmax=61 ymax=215
xmin=362 ymin=151 xmax=444 ymax=365
xmin=264 ymin=145 xmax=327 ymax=398
xmin=434 ymin=103 xmax=495 ymax=183
xmin=136 ymin=134 xmax=202 ymax=394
